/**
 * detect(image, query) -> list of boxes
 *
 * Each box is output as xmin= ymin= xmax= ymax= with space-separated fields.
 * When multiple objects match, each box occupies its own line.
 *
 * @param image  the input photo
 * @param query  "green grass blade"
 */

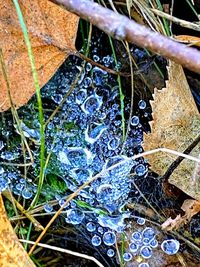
xmin=13 ymin=0 xmax=45 ymax=207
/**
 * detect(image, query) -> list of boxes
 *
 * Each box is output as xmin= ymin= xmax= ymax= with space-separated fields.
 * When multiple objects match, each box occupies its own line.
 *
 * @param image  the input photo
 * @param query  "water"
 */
xmin=129 ymin=242 xmax=139 ymax=253
xmin=138 ymin=100 xmax=147 ymax=110
xmin=86 ymin=222 xmax=96 ymax=232
xmin=131 ymin=116 xmax=140 ymax=126
xmin=123 ymin=252 xmax=133 ymax=262
xmin=135 ymin=164 xmax=147 ymax=177
xmin=0 ymin=51 xmax=151 ymax=263
xmin=102 ymin=231 xmax=116 ymax=246
xmin=107 ymin=248 xmax=115 ymax=257
xmin=137 ymin=217 xmax=146 ymax=225
xmin=65 ymin=209 xmax=85 ymax=225
xmin=91 ymin=234 xmax=102 ymax=246
xmin=44 ymin=203 xmax=53 ymax=213
xmin=138 ymin=263 xmax=150 ymax=267
xmin=161 ymin=239 xmax=180 ymax=255
xmin=140 ymin=246 xmax=152 ymax=259
xmin=22 ymin=188 xmax=33 ymax=199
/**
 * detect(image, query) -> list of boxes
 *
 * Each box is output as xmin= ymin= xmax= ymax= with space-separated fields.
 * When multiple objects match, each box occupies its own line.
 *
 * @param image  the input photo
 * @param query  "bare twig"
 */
xmin=49 ymin=0 xmax=200 ymax=73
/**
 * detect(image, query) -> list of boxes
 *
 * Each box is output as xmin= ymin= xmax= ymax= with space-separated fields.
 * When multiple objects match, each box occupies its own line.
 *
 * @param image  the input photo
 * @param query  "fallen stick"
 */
xmin=50 ymin=0 xmax=200 ymax=74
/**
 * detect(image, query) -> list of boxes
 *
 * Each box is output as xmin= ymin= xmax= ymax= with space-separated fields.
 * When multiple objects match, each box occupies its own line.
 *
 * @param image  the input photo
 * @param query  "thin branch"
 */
xmin=49 ymin=0 xmax=200 ymax=74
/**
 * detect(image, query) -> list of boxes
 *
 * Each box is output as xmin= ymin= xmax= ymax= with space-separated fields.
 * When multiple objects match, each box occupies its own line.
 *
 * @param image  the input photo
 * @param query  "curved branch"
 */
xmin=50 ymin=0 xmax=200 ymax=74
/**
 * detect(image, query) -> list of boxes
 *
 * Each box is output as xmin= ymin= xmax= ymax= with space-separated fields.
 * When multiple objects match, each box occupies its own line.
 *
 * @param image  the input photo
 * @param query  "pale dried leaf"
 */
xmin=181 ymin=199 xmax=200 ymax=220
xmin=143 ymin=61 xmax=200 ymax=200
xmin=0 ymin=195 xmax=35 ymax=267
xmin=161 ymin=214 xmax=183 ymax=231
xmin=161 ymin=199 xmax=200 ymax=231
xmin=0 ymin=0 xmax=79 ymax=111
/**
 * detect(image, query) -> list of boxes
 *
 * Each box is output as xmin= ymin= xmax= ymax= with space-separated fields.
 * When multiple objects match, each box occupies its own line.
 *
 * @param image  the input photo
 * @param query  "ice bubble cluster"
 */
xmin=121 ymin=218 xmax=180 ymax=266
xmin=0 ymin=51 xmax=180 ymax=265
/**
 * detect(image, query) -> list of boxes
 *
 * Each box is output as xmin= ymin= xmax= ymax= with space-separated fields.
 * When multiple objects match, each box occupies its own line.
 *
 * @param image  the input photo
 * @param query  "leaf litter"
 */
xmin=0 ymin=1 xmax=200 ymax=266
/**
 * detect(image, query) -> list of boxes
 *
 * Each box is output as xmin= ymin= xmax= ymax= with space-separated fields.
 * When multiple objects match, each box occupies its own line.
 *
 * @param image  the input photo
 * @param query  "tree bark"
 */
xmin=50 ymin=0 xmax=200 ymax=74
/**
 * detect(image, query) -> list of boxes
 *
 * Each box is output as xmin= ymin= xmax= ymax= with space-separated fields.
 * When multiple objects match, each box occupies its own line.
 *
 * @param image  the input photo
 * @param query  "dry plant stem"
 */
xmin=0 ymin=49 xmax=34 ymax=167
xmin=2 ymin=190 xmax=44 ymax=231
xmin=151 ymin=8 xmax=200 ymax=32
xmin=28 ymin=147 xmax=200 ymax=255
xmin=50 ymin=0 xmax=200 ymax=73
xmin=162 ymin=134 xmax=200 ymax=181
xmin=20 ymin=240 xmax=105 ymax=267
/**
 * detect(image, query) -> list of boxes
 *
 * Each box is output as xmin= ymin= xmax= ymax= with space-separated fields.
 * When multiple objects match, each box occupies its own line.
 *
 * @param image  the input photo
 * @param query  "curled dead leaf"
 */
xmin=0 ymin=0 xmax=79 ymax=111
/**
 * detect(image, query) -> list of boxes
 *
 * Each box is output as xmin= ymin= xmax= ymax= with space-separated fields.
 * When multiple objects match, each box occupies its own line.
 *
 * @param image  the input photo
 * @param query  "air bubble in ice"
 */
xmin=0 ymin=178 xmax=9 ymax=192
xmin=85 ymin=123 xmax=107 ymax=144
xmin=70 ymin=168 xmax=91 ymax=184
xmin=52 ymin=94 xmax=63 ymax=104
xmin=98 ymin=213 xmax=130 ymax=232
xmin=86 ymin=63 xmax=92 ymax=72
xmin=137 ymin=217 xmax=146 ymax=225
xmin=102 ymin=56 xmax=111 ymax=67
xmin=103 ymin=231 xmax=116 ymax=246
xmin=0 ymin=167 xmax=4 ymax=174
xmin=1 ymin=151 xmax=17 ymax=161
xmin=44 ymin=203 xmax=53 ymax=213
xmin=107 ymin=137 xmax=120 ymax=150
xmin=138 ymin=263 xmax=150 ymax=267
xmin=98 ymin=227 xmax=104 ymax=235
xmin=0 ymin=140 xmax=4 ymax=150
xmin=107 ymin=248 xmax=115 ymax=257
xmin=131 ymin=231 xmax=142 ymax=242
xmin=15 ymin=183 xmax=24 ymax=191
xmin=58 ymin=151 xmax=69 ymax=164
xmin=22 ymin=188 xmax=33 ymax=199
xmin=65 ymin=209 xmax=85 ymax=225
xmin=138 ymin=100 xmax=146 ymax=109
xmin=76 ymin=89 xmax=87 ymax=105
xmin=97 ymin=184 xmax=113 ymax=204
xmin=123 ymin=252 xmax=132 ymax=262
xmin=129 ymin=242 xmax=139 ymax=253
xmin=161 ymin=239 xmax=180 ymax=255
xmin=143 ymin=238 xmax=151 ymax=246
xmin=66 ymin=148 xmax=93 ymax=167
xmin=86 ymin=222 xmax=96 ymax=232
xmin=81 ymin=93 xmax=102 ymax=115
xmin=93 ymin=55 xmax=100 ymax=62
xmin=149 ymin=238 xmax=158 ymax=248
xmin=91 ymin=234 xmax=102 ymax=246
xmin=140 ymin=246 xmax=152 ymax=259
xmin=131 ymin=116 xmax=140 ymax=126
xmin=135 ymin=164 xmax=147 ymax=177
xmin=142 ymin=227 xmax=156 ymax=240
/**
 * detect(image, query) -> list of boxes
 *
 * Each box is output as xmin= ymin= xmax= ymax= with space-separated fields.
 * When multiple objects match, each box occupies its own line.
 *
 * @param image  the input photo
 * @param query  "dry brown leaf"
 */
xmin=0 ymin=195 xmax=35 ymax=267
xmin=143 ymin=61 xmax=200 ymax=200
xmin=174 ymin=35 xmax=200 ymax=47
xmin=162 ymin=199 xmax=200 ymax=231
xmin=161 ymin=214 xmax=183 ymax=231
xmin=0 ymin=0 xmax=79 ymax=111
